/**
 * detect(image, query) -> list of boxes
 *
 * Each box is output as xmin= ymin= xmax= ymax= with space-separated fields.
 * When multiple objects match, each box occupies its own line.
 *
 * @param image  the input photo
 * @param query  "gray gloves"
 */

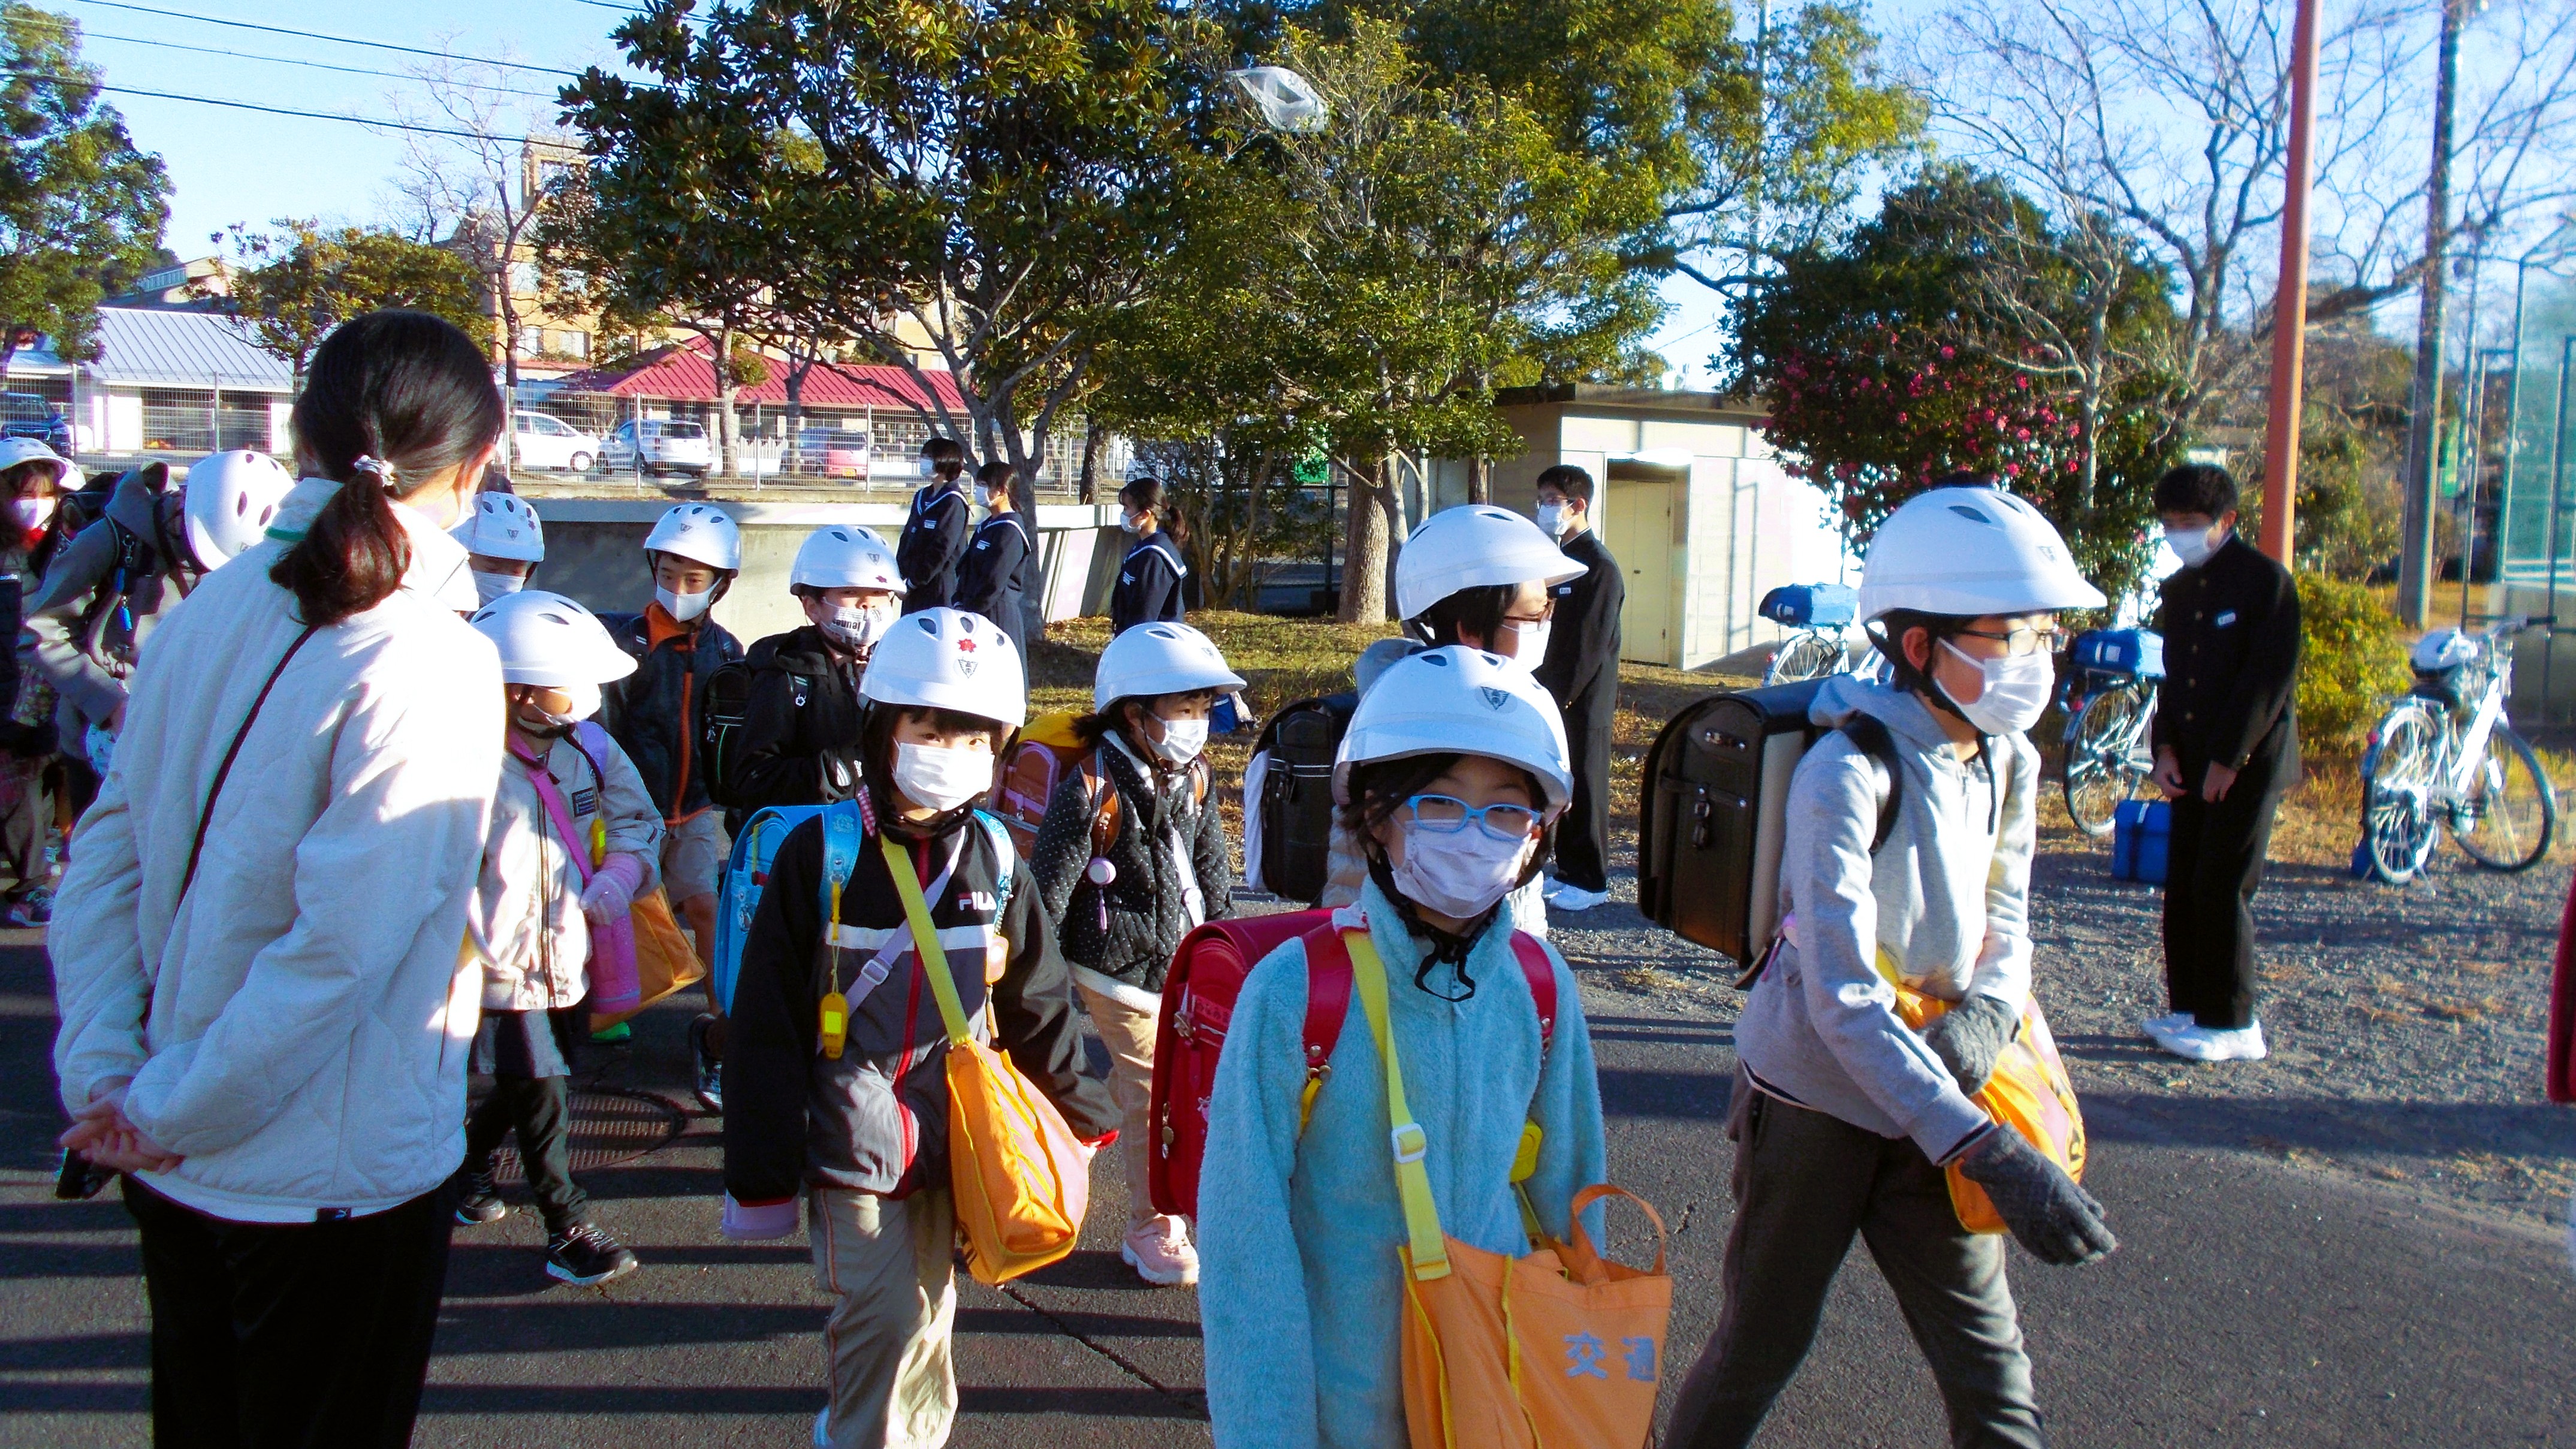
xmin=1923 ymin=993 xmax=2020 ymax=1095
xmin=1956 ymin=1128 xmax=2117 ymax=1266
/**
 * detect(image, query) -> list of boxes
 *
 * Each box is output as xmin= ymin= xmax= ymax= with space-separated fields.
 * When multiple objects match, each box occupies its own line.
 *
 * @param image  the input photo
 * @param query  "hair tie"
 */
xmin=351 ymin=455 xmax=398 ymax=491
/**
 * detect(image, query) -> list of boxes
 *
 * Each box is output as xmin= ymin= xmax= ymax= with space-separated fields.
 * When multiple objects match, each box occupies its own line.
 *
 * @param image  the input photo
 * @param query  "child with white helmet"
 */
xmin=1304 ymin=504 xmax=1582 ymax=932
xmin=1198 ymin=645 xmax=1610 ymax=1448
xmin=1031 ymin=620 xmax=1245 ymax=1286
xmin=454 ymin=590 xmax=662 ymax=1287
xmin=599 ymin=502 xmax=745 ymax=1055
xmin=720 ymin=607 xmax=1115 ymax=1449
xmin=722 ymin=524 xmax=907 ymax=812
xmin=1665 ymin=481 xmax=2118 ymax=1448
xmin=452 ymin=491 xmax=547 ymax=606
xmin=0 ymin=436 xmax=74 ymax=926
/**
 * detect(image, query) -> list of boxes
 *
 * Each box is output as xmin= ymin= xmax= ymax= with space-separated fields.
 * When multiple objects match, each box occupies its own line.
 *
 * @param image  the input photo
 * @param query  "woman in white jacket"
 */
xmin=50 ymin=310 xmax=507 ymax=1448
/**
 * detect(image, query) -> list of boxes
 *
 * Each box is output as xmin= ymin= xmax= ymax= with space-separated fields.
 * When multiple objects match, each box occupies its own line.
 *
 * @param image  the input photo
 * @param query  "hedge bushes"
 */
xmin=2295 ymin=572 xmax=2409 ymax=753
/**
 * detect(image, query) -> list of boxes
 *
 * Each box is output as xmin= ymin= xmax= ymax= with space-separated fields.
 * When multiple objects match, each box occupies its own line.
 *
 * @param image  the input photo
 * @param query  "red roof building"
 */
xmin=553 ymin=337 xmax=968 ymax=416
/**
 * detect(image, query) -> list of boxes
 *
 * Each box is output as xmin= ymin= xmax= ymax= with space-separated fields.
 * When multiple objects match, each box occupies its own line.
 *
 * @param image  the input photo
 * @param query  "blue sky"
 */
xmin=59 ymin=0 xmax=1736 ymax=374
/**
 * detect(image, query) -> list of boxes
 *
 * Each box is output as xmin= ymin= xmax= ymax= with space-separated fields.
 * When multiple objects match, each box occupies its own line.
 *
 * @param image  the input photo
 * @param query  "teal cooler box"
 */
xmin=2110 ymin=800 xmax=2170 ymax=883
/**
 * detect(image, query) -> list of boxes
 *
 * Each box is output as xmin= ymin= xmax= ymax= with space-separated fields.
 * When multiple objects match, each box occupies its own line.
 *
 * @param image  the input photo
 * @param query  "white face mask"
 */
xmin=515 ymin=681 xmax=603 ymax=737
xmin=822 ymin=603 xmax=895 ymax=653
xmin=472 ymin=569 xmax=525 ymax=606
xmin=656 ymin=584 xmax=712 ymax=622
xmin=8 ymin=496 xmax=54 ymax=531
xmin=1148 ymin=715 xmax=1209 ymax=766
xmin=1500 ymin=618 xmax=1551 ymax=664
xmin=1390 ymin=819 xmax=1535 ymax=920
xmin=1120 ymin=512 xmax=1145 ymax=535
xmin=2164 ymin=524 xmax=2219 ymax=568
xmin=892 ymin=741 xmax=991 ymax=814
xmin=1535 ymin=502 xmax=1567 ymax=539
xmin=1939 ymin=639 xmax=2056 ymax=736
xmin=918 ymin=456 xmax=938 ymax=478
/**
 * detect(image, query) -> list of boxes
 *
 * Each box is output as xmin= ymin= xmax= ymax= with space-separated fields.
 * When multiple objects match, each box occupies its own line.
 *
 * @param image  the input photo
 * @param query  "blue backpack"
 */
xmin=711 ymin=802 xmax=1018 ymax=1013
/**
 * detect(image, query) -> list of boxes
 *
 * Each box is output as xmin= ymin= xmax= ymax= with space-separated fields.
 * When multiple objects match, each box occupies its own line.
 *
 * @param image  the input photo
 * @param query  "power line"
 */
xmin=67 ymin=30 xmax=568 ymax=99
xmin=4 ymin=70 xmax=508 ymax=141
xmin=56 ymin=0 xmax=585 ymax=77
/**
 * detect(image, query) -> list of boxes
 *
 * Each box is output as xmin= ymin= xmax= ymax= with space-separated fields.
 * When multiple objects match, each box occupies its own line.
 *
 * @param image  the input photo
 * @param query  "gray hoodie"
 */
xmin=22 ymin=463 xmax=190 ymax=753
xmin=1732 ymin=674 xmax=2037 ymax=1162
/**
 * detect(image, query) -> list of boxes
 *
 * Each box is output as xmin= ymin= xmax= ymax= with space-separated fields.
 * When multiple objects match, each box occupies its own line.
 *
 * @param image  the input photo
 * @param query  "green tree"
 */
xmin=206 ymin=221 xmax=485 ymax=386
xmin=1729 ymin=171 xmax=2185 ymax=602
xmin=0 ymin=4 xmax=168 ymax=374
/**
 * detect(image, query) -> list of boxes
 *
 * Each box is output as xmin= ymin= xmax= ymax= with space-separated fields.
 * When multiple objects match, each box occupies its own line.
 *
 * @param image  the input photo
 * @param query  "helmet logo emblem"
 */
xmin=1481 ymin=687 xmax=1510 ymax=710
xmin=957 ymin=659 xmax=978 ymax=676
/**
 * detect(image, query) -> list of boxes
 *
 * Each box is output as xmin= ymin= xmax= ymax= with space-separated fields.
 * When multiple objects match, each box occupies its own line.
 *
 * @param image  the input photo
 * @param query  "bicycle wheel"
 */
xmin=2451 ymin=725 xmax=2557 ymax=871
xmin=2359 ymin=703 xmax=2442 ymax=884
xmin=2063 ymin=684 xmax=2152 ymax=838
xmin=1763 ymin=631 xmax=1845 ymax=686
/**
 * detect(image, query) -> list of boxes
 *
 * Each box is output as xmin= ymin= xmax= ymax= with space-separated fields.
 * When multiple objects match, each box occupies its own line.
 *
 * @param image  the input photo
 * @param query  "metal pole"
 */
xmin=2541 ymin=336 xmax=2575 ymax=714
xmin=209 ymin=373 xmax=222 ymax=452
xmin=2460 ymin=346 xmax=2500 ymax=625
xmin=2258 ymin=0 xmax=2323 ymax=564
xmin=2397 ymin=0 xmax=2468 ymax=624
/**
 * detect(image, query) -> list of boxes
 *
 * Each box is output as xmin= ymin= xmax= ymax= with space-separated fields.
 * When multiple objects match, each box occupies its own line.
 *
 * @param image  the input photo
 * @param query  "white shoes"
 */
xmin=1546 ymin=881 xmax=1610 ymax=912
xmin=2151 ymin=1018 xmax=2267 ymax=1062
xmin=1121 ymin=1216 xmax=1200 ymax=1287
xmin=2141 ymin=1011 xmax=2194 ymax=1039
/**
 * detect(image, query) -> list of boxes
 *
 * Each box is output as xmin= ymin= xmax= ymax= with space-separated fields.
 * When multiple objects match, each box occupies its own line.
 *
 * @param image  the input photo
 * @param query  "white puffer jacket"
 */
xmin=51 ymin=478 xmax=503 ymax=1222
xmin=472 ymin=725 xmax=663 ymax=1012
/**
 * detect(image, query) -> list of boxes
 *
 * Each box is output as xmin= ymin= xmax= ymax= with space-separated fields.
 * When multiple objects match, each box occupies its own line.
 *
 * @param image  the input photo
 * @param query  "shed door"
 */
xmin=1606 ymin=471 xmax=1681 ymax=666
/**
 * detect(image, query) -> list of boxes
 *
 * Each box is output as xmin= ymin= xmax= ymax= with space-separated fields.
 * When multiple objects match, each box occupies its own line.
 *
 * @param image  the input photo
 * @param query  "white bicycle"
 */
xmin=2357 ymin=619 xmax=2556 ymax=884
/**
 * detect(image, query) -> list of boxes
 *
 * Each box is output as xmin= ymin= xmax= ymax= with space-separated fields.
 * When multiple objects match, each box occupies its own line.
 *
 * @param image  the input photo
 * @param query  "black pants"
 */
xmin=2161 ymin=759 xmax=2284 ymax=1031
xmin=123 ymin=1176 xmax=453 ymax=1449
xmin=1555 ymin=693 xmax=1615 ymax=893
xmin=464 ymin=1074 xmax=587 ymax=1231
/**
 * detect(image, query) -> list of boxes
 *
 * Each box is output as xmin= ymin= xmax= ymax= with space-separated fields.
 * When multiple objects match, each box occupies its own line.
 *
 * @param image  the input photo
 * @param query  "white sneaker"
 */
xmin=1120 ymin=1216 xmax=1199 ymax=1287
xmin=2141 ymin=1011 xmax=2194 ymax=1039
xmin=1548 ymin=884 xmax=1611 ymax=912
xmin=2152 ymin=1019 xmax=2267 ymax=1062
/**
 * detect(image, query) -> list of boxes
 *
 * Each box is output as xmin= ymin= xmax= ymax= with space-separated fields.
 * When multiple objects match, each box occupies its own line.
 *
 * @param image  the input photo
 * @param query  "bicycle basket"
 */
xmin=1758 ymin=583 xmax=1857 ymax=629
xmin=2069 ymin=628 xmax=2164 ymax=683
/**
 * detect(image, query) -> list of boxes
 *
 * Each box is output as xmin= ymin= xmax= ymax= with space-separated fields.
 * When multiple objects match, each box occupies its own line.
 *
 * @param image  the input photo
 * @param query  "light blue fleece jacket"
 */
xmin=1733 ymin=675 xmax=2038 ymax=1163
xmin=1197 ymin=879 xmax=1609 ymax=1449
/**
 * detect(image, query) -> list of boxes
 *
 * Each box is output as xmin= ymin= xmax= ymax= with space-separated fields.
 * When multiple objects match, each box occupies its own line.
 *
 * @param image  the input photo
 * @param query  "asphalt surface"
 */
xmin=6 ymin=913 xmax=2576 ymax=1447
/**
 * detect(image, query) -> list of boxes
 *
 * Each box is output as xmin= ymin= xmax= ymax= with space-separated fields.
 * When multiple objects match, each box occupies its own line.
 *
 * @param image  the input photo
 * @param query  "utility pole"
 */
xmin=2397 ymin=0 xmax=2468 ymax=624
xmin=2258 ymin=0 xmax=2324 ymax=564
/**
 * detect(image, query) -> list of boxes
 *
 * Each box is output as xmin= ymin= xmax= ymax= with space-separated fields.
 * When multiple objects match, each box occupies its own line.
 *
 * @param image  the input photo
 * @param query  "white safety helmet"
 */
xmin=0 ymin=437 xmax=71 ymax=485
xmin=1393 ymin=505 xmax=1586 ymax=622
xmin=2411 ymin=627 xmax=2480 ymax=674
xmin=791 ymin=524 xmax=905 ymax=594
xmin=179 ymin=449 xmax=295 ymax=569
xmin=1856 ymin=485 xmax=2107 ymax=623
xmin=452 ymin=491 xmax=546 ymax=563
xmin=860 ymin=606 xmax=1028 ymax=729
xmin=467 ymin=590 xmax=640 ymax=689
xmin=643 ymin=502 xmax=741 ymax=572
xmin=1092 ymin=621 xmax=1247 ymax=711
xmin=1334 ymin=645 xmax=1571 ymax=811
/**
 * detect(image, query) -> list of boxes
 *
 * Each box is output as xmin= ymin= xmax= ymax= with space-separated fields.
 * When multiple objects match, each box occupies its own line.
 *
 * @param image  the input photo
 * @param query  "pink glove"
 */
xmin=722 ymin=1194 xmax=801 ymax=1241
xmin=580 ymin=852 xmax=646 ymax=924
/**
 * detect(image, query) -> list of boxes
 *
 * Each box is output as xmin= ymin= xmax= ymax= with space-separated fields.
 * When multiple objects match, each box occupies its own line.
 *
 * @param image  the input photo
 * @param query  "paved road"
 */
xmin=5 ymin=920 xmax=2574 ymax=1447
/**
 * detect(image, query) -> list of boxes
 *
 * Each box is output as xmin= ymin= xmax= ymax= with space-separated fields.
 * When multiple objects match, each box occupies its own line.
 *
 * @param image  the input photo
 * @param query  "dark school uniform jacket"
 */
xmin=723 ymin=624 xmax=868 ymax=811
xmin=600 ymin=605 xmax=743 ymax=822
xmin=2150 ymin=533 xmax=2301 ymax=783
xmin=723 ymin=802 xmax=1117 ymax=1203
xmin=897 ymin=482 xmax=970 ymax=612
xmin=955 ymin=510 xmax=1033 ymax=639
xmin=1533 ymin=527 xmax=1625 ymax=729
xmin=1110 ymin=530 xmax=1186 ymax=637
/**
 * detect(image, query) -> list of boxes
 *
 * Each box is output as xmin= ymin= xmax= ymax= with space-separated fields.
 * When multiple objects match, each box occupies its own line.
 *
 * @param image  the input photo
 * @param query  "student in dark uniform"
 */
xmin=2146 ymin=463 xmax=2300 ymax=1064
xmin=1531 ymin=464 xmax=1624 ymax=913
xmin=955 ymin=460 xmax=1034 ymax=639
xmin=895 ymin=437 xmax=970 ymax=612
xmin=1109 ymin=475 xmax=1187 ymax=637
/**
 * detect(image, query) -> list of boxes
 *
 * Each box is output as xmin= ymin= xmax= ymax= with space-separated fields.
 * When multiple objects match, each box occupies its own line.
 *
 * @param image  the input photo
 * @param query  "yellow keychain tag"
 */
xmin=819 ymin=990 xmax=849 ymax=1059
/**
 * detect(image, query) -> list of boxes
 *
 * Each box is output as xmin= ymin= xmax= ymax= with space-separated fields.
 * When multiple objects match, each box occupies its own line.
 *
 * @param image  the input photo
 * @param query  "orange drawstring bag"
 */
xmin=1893 ymin=983 xmax=2087 ymax=1234
xmin=1343 ymin=926 xmax=1672 ymax=1449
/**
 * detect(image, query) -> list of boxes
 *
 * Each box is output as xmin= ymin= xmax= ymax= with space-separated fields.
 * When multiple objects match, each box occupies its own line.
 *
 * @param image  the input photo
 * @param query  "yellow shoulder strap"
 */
xmin=1344 ymin=927 xmax=1451 ymax=1282
xmin=881 ymin=836 xmax=975 ymax=1046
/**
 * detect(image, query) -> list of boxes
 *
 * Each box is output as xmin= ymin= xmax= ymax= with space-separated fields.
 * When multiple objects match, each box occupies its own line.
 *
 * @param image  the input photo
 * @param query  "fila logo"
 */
xmin=957 ymin=890 xmax=997 ymax=912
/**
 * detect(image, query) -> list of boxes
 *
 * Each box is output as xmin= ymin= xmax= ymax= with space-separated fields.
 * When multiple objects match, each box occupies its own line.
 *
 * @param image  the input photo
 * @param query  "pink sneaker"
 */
xmin=1120 ymin=1216 xmax=1199 ymax=1287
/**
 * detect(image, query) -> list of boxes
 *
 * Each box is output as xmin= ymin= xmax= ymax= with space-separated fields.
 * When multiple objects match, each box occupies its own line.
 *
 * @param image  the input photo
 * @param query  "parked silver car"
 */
xmin=598 ymin=418 xmax=714 ymax=479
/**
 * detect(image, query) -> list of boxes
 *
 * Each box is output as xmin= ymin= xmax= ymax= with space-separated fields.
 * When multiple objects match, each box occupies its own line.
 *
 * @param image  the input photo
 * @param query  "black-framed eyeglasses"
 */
xmin=1953 ymin=626 xmax=2067 ymax=657
xmin=1399 ymin=794 xmax=1543 ymax=842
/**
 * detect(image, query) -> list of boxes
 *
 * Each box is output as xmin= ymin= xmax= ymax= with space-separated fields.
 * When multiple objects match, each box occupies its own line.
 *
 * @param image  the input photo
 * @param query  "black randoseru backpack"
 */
xmin=696 ymin=656 xmax=764 ymax=810
xmin=1638 ymin=677 xmax=1903 ymax=976
xmin=1250 ymin=690 xmax=1358 ymax=906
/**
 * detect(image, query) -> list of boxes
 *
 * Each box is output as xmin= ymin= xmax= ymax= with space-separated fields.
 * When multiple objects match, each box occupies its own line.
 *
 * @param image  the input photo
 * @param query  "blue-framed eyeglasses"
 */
xmin=1399 ymin=794 xmax=1542 ymax=841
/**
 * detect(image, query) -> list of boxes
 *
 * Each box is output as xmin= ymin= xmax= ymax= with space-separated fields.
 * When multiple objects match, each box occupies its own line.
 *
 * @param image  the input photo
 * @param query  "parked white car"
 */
xmin=509 ymin=411 xmax=600 ymax=473
xmin=598 ymin=419 xmax=714 ymax=479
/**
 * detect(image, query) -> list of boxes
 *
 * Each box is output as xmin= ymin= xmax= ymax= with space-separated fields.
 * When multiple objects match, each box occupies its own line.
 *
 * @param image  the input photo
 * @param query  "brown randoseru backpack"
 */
xmin=991 ymin=711 xmax=1206 ymax=862
xmin=1247 ymin=691 xmax=1358 ymax=905
xmin=1637 ymin=677 xmax=1901 ymax=980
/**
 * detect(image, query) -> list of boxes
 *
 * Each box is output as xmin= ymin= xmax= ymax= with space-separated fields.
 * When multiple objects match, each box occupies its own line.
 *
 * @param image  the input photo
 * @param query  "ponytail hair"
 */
xmin=273 ymin=310 xmax=503 ymax=626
